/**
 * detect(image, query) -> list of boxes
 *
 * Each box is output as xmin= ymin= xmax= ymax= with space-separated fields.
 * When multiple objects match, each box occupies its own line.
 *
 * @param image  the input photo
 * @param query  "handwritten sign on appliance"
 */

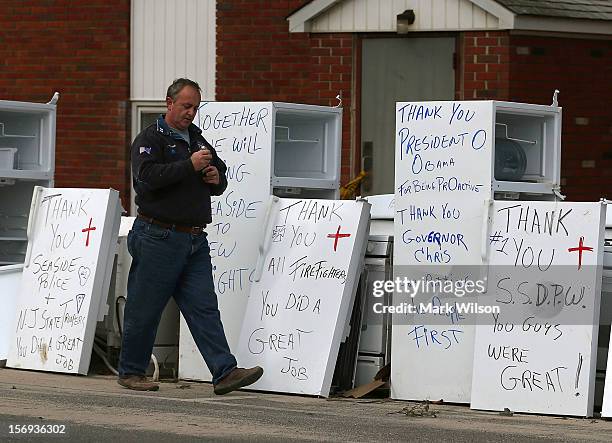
xmin=7 ymin=187 xmax=120 ymax=374
xmin=392 ymin=101 xmax=493 ymax=402
xmin=179 ymin=102 xmax=274 ymax=381
xmin=236 ymin=198 xmax=370 ymax=396
xmin=471 ymin=201 xmax=605 ymax=416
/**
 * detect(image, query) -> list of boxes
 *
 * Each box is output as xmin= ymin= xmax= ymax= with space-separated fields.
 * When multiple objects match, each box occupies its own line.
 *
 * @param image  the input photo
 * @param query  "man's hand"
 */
xmin=202 ymin=165 xmax=220 ymax=185
xmin=190 ymin=148 xmax=212 ymax=171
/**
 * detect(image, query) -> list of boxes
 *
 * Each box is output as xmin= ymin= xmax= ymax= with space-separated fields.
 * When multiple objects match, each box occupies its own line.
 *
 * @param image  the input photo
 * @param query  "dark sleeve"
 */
xmin=132 ymin=132 xmax=195 ymax=191
xmin=209 ymin=144 xmax=228 ymax=196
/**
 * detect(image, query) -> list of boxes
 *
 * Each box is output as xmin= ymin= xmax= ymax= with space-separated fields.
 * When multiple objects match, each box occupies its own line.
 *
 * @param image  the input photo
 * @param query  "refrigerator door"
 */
xmin=180 ymin=102 xmax=274 ymax=382
xmin=7 ymin=187 xmax=121 ymax=374
xmin=393 ymin=100 xmax=494 ymax=403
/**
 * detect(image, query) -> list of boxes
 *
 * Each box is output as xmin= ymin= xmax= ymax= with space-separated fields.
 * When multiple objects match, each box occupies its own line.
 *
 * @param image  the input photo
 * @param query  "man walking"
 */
xmin=118 ymin=78 xmax=263 ymax=394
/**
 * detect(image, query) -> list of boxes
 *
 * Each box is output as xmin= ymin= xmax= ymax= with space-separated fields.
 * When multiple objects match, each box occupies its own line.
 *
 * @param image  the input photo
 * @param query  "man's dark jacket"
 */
xmin=131 ymin=115 xmax=227 ymax=226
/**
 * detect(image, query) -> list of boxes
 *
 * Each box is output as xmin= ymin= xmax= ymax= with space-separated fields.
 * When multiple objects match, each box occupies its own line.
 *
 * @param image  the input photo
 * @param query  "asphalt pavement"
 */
xmin=1 ymin=368 xmax=611 ymax=442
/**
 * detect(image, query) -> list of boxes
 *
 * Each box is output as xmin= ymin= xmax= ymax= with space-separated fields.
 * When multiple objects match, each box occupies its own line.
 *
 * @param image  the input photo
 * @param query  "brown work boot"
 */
xmin=117 ymin=375 xmax=159 ymax=391
xmin=213 ymin=366 xmax=263 ymax=395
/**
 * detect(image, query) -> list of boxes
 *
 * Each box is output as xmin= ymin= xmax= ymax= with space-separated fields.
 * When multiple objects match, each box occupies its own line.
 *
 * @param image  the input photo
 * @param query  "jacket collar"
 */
xmin=156 ymin=115 xmax=202 ymax=139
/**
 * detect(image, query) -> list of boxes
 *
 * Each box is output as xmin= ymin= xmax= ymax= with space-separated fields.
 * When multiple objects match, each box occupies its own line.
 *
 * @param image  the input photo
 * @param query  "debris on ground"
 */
xmin=341 ymin=380 xmax=386 ymax=398
xmin=390 ymin=402 xmax=437 ymax=418
xmin=499 ymin=408 xmax=513 ymax=417
xmin=360 ymin=399 xmax=394 ymax=404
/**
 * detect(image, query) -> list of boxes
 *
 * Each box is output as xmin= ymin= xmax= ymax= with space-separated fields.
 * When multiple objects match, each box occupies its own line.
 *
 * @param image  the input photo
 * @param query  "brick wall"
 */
xmin=459 ymin=31 xmax=510 ymax=100
xmin=216 ymin=0 xmax=356 ymax=183
xmin=508 ymin=35 xmax=612 ymax=201
xmin=0 ymin=1 xmax=131 ymax=209
xmin=459 ymin=31 xmax=612 ymax=201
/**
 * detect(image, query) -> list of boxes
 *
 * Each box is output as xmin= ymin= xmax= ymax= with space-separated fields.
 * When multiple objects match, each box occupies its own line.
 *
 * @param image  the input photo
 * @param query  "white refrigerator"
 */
xmin=178 ymin=102 xmax=343 ymax=381
xmin=392 ymin=100 xmax=562 ymax=403
xmin=0 ymin=94 xmax=58 ymax=364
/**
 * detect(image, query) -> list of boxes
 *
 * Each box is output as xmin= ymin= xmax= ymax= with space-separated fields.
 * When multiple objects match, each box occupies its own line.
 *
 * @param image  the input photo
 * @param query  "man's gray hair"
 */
xmin=166 ymin=78 xmax=201 ymax=101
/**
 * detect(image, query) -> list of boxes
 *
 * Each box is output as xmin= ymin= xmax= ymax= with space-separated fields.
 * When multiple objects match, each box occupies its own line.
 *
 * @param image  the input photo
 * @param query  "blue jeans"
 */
xmin=118 ymin=218 xmax=237 ymax=384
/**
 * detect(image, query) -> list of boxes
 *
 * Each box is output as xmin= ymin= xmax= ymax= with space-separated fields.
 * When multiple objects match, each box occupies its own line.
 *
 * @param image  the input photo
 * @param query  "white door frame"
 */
xmin=129 ymin=101 xmax=166 ymax=215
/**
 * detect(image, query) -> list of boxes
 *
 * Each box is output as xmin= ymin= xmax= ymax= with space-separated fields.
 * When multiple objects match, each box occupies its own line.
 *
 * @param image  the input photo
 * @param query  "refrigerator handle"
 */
xmin=480 ymin=199 xmax=493 ymax=292
xmin=24 ymin=186 xmax=43 ymax=267
xmin=480 ymin=198 xmax=493 ymax=263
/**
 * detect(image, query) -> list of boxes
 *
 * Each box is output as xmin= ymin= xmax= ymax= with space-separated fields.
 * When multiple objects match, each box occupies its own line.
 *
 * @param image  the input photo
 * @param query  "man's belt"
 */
xmin=137 ymin=214 xmax=206 ymax=235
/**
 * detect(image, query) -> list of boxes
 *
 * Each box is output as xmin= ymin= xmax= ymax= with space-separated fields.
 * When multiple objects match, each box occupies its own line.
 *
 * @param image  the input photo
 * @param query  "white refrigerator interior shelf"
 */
xmin=492 ymin=101 xmax=561 ymax=196
xmin=0 ymin=148 xmax=17 ymax=169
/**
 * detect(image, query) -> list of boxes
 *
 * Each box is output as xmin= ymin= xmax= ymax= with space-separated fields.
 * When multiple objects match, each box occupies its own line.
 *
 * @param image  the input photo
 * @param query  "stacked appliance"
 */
xmin=492 ymin=100 xmax=610 ymax=408
xmin=354 ymin=194 xmax=394 ymax=386
xmin=391 ymin=98 xmax=564 ymax=402
xmin=596 ymin=209 xmax=612 ymax=407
